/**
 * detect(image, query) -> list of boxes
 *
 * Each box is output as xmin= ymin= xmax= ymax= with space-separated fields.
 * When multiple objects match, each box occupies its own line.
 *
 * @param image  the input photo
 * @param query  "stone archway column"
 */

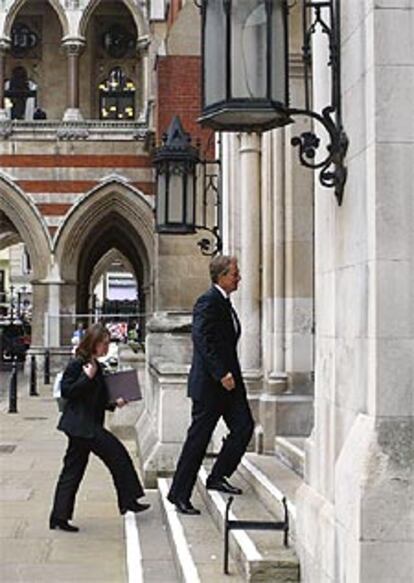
xmin=238 ymin=133 xmax=262 ymax=403
xmin=0 ymin=38 xmax=10 ymax=121
xmin=136 ymin=36 xmax=150 ymax=122
xmin=62 ymin=38 xmax=85 ymax=121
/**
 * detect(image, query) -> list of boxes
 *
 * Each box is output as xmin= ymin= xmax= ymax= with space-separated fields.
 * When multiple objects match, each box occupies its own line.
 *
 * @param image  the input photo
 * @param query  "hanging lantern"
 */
xmin=199 ymin=0 xmax=291 ymax=132
xmin=153 ymin=116 xmax=199 ymax=234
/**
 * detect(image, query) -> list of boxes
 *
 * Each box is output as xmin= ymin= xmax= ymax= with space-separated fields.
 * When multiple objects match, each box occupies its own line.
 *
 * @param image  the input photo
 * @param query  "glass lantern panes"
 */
xmin=200 ymin=0 xmax=290 ymax=132
xmin=154 ymin=117 xmax=199 ymax=234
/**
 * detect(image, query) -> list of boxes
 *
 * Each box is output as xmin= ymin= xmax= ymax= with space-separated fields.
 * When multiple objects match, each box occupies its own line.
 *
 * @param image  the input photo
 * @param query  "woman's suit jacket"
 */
xmin=57 ymin=358 xmax=114 ymax=439
xmin=188 ymin=286 xmax=245 ymax=403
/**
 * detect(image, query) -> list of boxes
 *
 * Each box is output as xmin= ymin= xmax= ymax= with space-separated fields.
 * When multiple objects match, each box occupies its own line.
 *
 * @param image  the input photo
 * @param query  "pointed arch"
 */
xmin=4 ymin=0 xmax=69 ymax=37
xmin=90 ymin=248 xmax=135 ymax=296
xmin=80 ymin=0 xmax=149 ymax=39
xmin=54 ymin=180 xmax=154 ymax=287
xmin=0 ymin=174 xmax=51 ymax=280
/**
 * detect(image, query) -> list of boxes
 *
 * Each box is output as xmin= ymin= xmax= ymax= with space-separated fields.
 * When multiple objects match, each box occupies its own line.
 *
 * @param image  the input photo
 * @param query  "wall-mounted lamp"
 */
xmin=153 ymin=116 xmax=222 ymax=255
xmin=196 ymin=0 xmax=348 ymax=205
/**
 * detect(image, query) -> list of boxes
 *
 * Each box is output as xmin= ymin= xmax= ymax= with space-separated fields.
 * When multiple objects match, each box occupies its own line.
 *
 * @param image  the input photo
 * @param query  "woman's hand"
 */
xmin=83 ymin=361 xmax=98 ymax=379
xmin=116 ymin=397 xmax=128 ymax=408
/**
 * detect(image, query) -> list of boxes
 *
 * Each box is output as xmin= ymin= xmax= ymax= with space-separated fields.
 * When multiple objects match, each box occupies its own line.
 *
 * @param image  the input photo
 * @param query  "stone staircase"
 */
xmin=158 ymin=447 xmax=305 ymax=582
xmin=274 ymin=437 xmax=305 ymax=478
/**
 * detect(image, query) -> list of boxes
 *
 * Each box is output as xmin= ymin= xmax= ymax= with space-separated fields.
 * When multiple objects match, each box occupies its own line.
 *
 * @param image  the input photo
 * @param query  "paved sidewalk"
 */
xmin=0 ymin=380 xmax=130 ymax=582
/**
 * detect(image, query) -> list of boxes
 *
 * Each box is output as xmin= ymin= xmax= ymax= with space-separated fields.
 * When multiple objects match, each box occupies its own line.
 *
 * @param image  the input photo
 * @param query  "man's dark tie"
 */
xmin=225 ymin=298 xmax=240 ymax=335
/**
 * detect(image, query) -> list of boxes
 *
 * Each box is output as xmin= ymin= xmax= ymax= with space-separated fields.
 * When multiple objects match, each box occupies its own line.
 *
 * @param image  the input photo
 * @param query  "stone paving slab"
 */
xmin=0 ymin=385 xmax=128 ymax=583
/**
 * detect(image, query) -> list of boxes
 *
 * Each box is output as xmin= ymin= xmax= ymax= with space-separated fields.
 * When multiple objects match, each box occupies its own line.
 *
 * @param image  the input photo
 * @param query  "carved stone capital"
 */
xmin=61 ymin=37 xmax=85 ymax=57
xmin=136 ymin=35 xmax=150 ymax=55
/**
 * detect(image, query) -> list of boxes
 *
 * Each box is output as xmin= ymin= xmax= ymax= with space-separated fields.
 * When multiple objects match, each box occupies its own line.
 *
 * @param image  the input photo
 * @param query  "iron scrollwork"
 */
xmin=289 ymin=0 xmax=348 ymax=205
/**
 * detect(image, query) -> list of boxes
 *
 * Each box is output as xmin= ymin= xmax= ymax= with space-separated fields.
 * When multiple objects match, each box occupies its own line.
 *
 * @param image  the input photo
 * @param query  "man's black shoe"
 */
xmin=49 ymin=517 xmax=79 ymax=532
xmin=206 ymin=477 xmax=243 ymax=495
xmin=172 ymin=499 xmax=201 ymax=515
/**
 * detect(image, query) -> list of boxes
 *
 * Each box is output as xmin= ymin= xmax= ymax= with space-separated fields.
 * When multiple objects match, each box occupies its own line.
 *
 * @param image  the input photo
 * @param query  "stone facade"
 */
xmin=296 ymin=2 xmax=414 ymax=581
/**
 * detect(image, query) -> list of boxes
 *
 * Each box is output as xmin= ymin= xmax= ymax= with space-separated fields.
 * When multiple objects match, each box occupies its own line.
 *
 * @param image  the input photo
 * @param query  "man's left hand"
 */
xmin=221 ymin=372 xmax=235 ymax=391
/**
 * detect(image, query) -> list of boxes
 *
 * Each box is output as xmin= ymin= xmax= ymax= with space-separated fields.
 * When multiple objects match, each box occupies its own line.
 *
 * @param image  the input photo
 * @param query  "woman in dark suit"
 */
xmin=49 ymin=323 xmax=149 ymax=532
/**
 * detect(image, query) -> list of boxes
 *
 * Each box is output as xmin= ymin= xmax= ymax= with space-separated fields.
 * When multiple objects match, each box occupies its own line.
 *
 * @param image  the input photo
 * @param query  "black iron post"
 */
xmin=8 ymin=354 xmax=18 ymax=413
xmin=30 ymin=354 xmax=38 ymax=396
xmin=44 ymin=349 xmax=50 ymax=384
xmin=9 ymin=284 xmax=14 ymax=325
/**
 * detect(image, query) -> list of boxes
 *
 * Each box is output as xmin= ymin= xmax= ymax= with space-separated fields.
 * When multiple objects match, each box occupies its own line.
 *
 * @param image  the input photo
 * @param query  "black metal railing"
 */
xmin=223 ymin=495 xmax=290 ymax=575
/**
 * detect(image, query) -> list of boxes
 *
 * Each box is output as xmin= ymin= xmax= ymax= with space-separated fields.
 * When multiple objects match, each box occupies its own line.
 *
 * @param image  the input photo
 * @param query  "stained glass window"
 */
xmin=99 ymin=67 xmax=135 ymax=120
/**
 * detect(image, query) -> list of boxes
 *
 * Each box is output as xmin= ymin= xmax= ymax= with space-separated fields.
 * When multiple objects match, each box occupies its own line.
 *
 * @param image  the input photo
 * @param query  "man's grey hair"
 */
xmin=209 ymin=255 xmax=237 ymax=283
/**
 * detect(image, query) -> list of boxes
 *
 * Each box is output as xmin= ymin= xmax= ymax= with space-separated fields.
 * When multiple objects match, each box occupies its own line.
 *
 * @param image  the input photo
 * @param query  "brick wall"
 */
xmin=156 ymin=55 xmax=214 ymax=159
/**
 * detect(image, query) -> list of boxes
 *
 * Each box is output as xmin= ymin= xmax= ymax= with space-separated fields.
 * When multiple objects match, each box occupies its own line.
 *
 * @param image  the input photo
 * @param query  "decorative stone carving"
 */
xmin=56 ymin=125 xmax=89 ymax=140
xmin=0 ymin=120 xmax=12 ymax=138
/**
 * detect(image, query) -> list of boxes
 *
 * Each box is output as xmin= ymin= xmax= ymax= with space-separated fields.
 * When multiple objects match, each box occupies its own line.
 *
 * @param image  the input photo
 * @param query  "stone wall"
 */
xmin=297 ymin=2 xmax=414 ymax=581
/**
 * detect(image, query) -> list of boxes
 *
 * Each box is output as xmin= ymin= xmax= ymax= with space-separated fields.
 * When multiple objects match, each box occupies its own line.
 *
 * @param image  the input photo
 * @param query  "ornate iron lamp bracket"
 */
xmin=195 ymin=154 xmax=223 ymax=256
xmin=288 ymin=0 xmax=348 ymax=205
xmin=289 ymin=105 xmax=348 ymax=205
xmin=195 ymin=224 xmax=222 ymax=256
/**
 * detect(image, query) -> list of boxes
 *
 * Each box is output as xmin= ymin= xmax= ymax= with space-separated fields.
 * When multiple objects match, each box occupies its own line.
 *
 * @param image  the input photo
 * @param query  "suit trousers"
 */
xmin=50 ymin=427 xmax=144 ymax=520
xmin=168 ymin=390 xmax=254 ymax=504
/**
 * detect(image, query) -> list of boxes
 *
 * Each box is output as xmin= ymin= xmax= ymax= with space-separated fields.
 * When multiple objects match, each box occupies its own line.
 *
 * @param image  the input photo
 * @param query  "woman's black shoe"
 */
xmin=49 ymin=517 xmax=79 ymax=532
xmin=121 ymin=500 xmax=151 ymax=514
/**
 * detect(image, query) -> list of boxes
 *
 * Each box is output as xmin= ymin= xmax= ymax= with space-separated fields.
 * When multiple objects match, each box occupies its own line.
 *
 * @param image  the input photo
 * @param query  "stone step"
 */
xmin=196 ymin=464 xmax=300 ymax=582
xmin=238 ymin=453 xmax=303 ymax=546
xmin=274 ymin=437 xmax=305 ymax=478
xmin=133 ymin=489 xmax=180 ymax=582
xmin=158 ymin=477 xmax=244 ymax=583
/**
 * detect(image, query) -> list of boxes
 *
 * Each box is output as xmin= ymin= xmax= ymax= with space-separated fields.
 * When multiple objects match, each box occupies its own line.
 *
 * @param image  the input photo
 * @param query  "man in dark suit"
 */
xmin=167 ymin=256 xmax=255 ymax=514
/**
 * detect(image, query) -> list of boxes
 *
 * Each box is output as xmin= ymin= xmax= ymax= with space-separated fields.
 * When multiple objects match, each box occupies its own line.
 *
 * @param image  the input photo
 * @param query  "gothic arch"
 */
xmin=54 ymin=180 xmax=154 ymax=294
xmin=79 ymin=0 xmax=149 ymax=39
xmin=0 ymin=174 xmax=51 ymax=280
xmin=90 ymin=248 xmax=135 ymax=297
xmin=3 ymin=0 xmax=69 ymax=38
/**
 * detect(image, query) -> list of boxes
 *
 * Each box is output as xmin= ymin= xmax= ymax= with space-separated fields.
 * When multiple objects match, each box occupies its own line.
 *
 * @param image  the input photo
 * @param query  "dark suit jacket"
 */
xmin=188 ymin=286 xmax=245 ymax=402
xmin=57 ymin=358 xmax=114 ymax=439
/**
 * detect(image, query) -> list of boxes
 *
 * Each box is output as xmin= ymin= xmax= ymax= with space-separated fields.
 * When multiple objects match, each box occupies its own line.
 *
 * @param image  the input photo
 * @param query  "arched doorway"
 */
xmin=54 ymin=180 xmax=154 ymax=346
xmin=0 ymin=176 xmax=51 ymax=347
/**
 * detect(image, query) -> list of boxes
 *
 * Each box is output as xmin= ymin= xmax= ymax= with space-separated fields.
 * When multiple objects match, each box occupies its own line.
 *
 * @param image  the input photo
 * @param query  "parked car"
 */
xmin=0 ymin=320 xmax=31 ymax=362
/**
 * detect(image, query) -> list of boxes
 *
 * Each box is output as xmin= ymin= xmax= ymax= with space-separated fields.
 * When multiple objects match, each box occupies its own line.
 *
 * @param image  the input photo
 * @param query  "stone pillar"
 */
xmin=136 ymin=313 xmax=193 ymax=486
xmin=238 ymin=133 xmax=262 ymax=401
xmin=258 ymin=129 xmax=289 ymax=451
xmin=28 ymin=281 xmax=49 ymax=348
xmin=137 ymin=214 xmax=210 ymax=484
xmin=62 ymin=39 xmax=84 ymax=121
xmin=0 ymin=38 xmax=10 ymax=121
xmin=136 ymin=36 xmax=150 ymax=122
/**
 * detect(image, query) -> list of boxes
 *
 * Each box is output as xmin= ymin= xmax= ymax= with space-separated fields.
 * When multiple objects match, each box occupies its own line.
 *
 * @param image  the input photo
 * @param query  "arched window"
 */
xmin=4 ymin=66 xmax=37 ymax=120
xmin=99 ymin=67 xmax=136 ymax=120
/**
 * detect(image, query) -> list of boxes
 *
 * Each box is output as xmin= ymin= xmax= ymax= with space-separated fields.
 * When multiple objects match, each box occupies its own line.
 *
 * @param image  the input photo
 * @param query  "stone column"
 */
xmin=136 ymin=312 xmax=193 ymax=486
xmin=258 ymin=129 xmax=289 ymax=452
xmin=62 ymin=39 xmax=84 ymax=121
xmin=238 ymin=133 xmax=262 ymax=401
xmin=0 ymin=38 xmax=10 ymax=121
xmin=136 ymin=36 xmax=150 ymax=122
